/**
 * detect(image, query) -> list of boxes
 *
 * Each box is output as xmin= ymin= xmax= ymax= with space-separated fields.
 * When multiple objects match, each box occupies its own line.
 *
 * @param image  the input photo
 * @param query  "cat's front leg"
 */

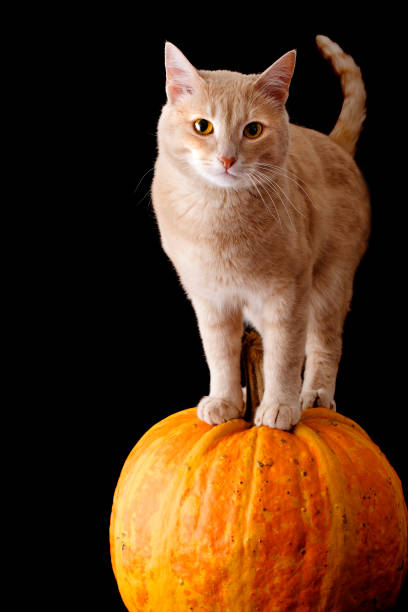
xmin=191 ymin=294 xmax=245 ymax=425
xmin=254 ymin=277 xmax=310 ymax=430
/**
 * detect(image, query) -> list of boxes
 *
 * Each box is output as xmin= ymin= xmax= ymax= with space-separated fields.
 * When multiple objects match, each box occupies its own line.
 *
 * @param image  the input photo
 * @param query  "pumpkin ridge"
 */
xmin=216 ymin=426 xmax=260 ymax=611
xmin=135 ymin=408 xmax=198 ymax=445
xmin=326 ymin=420 xmax=408 ymax=603
xmin=240 ymin=427 xmax=261 ymax=612
xmin=243 ymin=427 xmax=260 ymax=548
xmin=301 ymin=408 xmax=370 ymax=440
xmin=290 ymin=432 xmax=326 ymax=609
xmin=110 ymin=413 xmax=211 ymax=610
xmin=116 ymin=409 xmax=206 ymax=485
xmin=186 ymin=435 xmax=236 ymax=608
xmin=310 ymin=421 xmax=369 ymax=610
xmin=110 ymin=437 xmax=172 ymax=590
xmin=295 ymin=422 xmax=350 ymax=611
xmin=146 ymin=418 xmax=249 ymax=610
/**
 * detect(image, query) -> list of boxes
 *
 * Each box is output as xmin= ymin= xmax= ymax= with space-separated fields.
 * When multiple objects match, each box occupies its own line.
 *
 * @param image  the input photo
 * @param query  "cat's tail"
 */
xmin=315 ymin=35 xmax=366 ymax=157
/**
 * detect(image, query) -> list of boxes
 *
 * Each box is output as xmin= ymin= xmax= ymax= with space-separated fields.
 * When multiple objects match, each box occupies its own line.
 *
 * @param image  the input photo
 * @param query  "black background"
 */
xmin=55 ymin=6 xmax=407 ymax=610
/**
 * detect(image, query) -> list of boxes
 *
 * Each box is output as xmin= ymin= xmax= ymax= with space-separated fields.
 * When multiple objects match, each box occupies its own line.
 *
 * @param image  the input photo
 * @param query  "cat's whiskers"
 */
xmin=255 ymin=161 xmax=306 ymax=184
xmin=134 ymin=167 xmax=154 ymax=193
xmin=254 ymin=162 xmax=316 ymax=209
xmin=134 ymin=189 xmax=153 ymax=207
xmin=246 ymin=171 xmax=283 ymax=230
xmin=266 ymin=174 xmax=304 ymax=219
xmin=134 ymin=167 xmax=155 ymax=207
xmin=252 ymin=167 xmax=305 ymax=220
xmin=251 ymin=174 xmax=284 ymax=229
xmin=250 ymin=169 xmax=295 ymax=230
xmin=254 ymin=162 xmax=308 ymax=189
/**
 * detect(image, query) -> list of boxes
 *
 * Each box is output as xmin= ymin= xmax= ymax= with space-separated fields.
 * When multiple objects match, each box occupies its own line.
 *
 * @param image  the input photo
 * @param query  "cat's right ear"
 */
xmin=255 ymin=50 xmax=297 ymax=106
xmin=165 ymin=42 xmax=204 ymax=103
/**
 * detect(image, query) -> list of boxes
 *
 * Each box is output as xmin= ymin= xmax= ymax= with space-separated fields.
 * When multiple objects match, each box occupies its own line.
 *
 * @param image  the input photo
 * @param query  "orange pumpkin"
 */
xmin=110 ymin=408 xmax=407 ymax=611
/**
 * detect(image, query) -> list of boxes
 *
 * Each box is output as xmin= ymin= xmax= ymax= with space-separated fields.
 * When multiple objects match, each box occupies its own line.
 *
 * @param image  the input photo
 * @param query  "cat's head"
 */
xmin=157 ymin=42 xmax=296 ymax=189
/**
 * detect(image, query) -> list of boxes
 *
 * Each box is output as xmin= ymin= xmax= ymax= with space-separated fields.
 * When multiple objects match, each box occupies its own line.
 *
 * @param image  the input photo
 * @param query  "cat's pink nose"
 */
xmin=219 ymin=156 xmax=237 ymax=170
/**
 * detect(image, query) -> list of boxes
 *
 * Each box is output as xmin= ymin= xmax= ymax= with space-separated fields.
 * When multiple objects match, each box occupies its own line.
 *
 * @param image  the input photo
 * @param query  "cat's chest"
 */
xmin=164 ymin=223 xmax=277 ymax=297
xmin=154 ymin=178 xmax=294 ymax=294
xmin=168 ymin=226 xmax=247 ymax=270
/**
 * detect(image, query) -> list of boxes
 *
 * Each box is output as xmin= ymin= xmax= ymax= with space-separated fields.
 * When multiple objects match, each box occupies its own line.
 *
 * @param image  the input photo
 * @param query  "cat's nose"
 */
xmin=219 ymin=156 xmax=237 ymax=170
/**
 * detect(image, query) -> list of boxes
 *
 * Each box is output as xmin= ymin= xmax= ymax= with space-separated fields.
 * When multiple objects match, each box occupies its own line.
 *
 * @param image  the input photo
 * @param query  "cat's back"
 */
xmin=288 ymin=123 xmax=370 ymax=263
xmin=288 ymin=123 xmax=368 ymax=198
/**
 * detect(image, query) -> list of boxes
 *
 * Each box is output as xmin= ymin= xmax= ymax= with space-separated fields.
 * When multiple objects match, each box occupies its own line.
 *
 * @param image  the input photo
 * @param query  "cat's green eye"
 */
xmin=244 ymin=122 xmax=263 ymax=139
xmin=194 ymin=119 xmax=214 ymax=135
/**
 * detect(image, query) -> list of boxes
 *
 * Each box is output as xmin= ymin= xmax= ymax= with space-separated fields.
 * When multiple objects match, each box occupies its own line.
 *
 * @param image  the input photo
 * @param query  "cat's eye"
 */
xmin=243 ymin=122 xmax=263 ymax=139
xmin=194 ymin=119 xmax=214 ymax=135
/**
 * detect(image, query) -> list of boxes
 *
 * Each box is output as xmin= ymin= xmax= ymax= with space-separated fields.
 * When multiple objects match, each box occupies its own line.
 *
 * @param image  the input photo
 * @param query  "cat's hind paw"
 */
xmin=197 ymin=396 xmax=244 ymax=425
xmin=300 ymin=389 xmax=336 ymax=411
xmin=254 ymin=399 xmax=301 ymax=431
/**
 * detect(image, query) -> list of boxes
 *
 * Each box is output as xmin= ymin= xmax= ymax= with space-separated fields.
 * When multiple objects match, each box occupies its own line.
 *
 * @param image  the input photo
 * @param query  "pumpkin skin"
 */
xmin=110 ymin=408 xmax=407 ymax=611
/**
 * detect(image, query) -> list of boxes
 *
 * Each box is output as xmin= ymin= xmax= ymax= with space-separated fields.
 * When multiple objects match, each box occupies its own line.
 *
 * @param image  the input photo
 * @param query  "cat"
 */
xmin=151 ymin=35 xmax=370 ymax=430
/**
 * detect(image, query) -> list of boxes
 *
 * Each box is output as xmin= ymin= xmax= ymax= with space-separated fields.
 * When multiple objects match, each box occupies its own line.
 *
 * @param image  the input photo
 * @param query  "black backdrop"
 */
xmin=65 ymin=7 xmax=407 ymax=610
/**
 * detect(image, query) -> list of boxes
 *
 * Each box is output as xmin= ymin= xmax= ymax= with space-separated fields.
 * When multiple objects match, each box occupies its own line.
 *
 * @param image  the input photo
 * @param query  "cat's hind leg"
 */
xmin=300 ymin=264 xmax=353 ymax=411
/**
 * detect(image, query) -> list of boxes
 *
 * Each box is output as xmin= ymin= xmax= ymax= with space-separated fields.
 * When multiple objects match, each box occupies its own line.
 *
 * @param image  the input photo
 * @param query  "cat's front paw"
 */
xmin=300 ymin=388 xmax=336 ymax=411
xmin=197 ymin=396 xmax=244 ymax=425
xmin=254 ymin=398 xmax=301 ymax=430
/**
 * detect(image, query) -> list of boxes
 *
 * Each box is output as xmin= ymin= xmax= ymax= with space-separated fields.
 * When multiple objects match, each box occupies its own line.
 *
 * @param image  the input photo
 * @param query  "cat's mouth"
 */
xmin=223 ymin=169 xmax=239 ymax=178
xmin=210 ymin=170 xmax=241 ymax=187
xmin=206 ymin=166 xmax=244 ymax=187
xmin=192 ymin=159 xmax=245 ymax=188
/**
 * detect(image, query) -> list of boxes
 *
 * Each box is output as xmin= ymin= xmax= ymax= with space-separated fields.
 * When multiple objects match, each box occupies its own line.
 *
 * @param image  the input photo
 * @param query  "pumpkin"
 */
xmin=110 ymin=407 xmax=407 ymax=611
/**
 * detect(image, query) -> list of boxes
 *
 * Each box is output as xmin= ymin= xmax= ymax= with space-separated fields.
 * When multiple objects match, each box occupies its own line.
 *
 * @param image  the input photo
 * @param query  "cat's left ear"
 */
xmin=255 ymin=50 xmax=296 ymax=106
xmin=165 ymin=42 xmax=204 ymax=103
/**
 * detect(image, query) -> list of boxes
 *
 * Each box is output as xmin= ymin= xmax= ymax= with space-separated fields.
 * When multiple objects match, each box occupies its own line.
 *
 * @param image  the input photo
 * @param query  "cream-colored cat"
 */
xmin=152 ymin=35 xmax=370 ymax=430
